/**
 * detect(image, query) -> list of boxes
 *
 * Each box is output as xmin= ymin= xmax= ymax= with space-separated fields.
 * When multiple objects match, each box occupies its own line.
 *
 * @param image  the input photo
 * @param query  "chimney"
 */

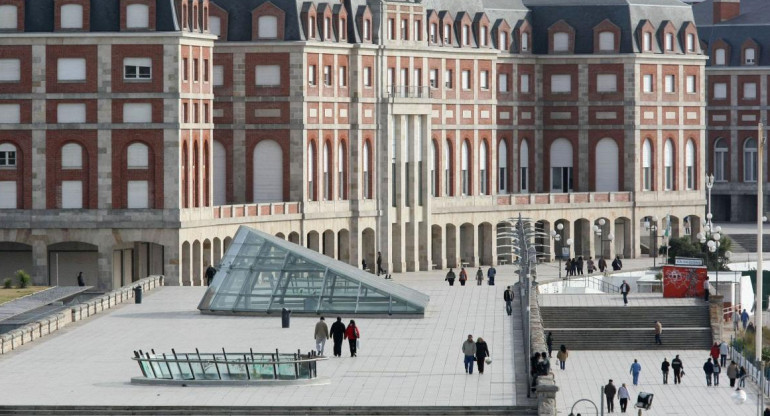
xmin=713 ymin=0 xmax=741 ymax=24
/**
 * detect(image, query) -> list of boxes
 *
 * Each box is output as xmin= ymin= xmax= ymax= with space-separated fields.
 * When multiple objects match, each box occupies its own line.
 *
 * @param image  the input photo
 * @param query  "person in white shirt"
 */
xmin=618 ymin=383 xmax=631 ymax=413
xmin=719 ymin=340 xmax=729 ymax=367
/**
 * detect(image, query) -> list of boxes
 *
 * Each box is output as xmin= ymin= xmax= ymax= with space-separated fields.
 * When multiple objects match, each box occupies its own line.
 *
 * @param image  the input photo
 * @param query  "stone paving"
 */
xmin=0 ymin=269 xmax=523 ymax=407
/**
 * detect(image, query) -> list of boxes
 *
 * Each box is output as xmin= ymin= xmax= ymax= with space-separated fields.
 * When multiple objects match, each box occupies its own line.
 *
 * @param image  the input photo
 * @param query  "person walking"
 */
xmin=476 ymin=267 xmax=484 ymax=285
xmin=361 ymin=258 xmax=367 ymax=271
xmin=741 ymin=309 xmax=750 ymax=330
xmin=739 ymin=365 xmax=747 ymax=388
xmin=710 ymin=342 xmax=720 ymax=363
xmin=462 ymin=334 xmax=477 ymax=374
xmin=204 ymin=264 xmax=217 ymax=286
xmin=672 ymin=355 xmax=684 ymax=384
xmin=604 ymin=379 xmax=617 ymax=413
xmin=487 ymin=265 xmax=496 ymax=285
xmin=713 ymin=361 xmax=721 ymax=386
xmin=77 ymin=271 xmax=85 ymax=287
xmin=556 ymin=345 xmax=569 ymax=370
xmin=703 ymin=358 xmax=714 ymax=386
xmin=654 ymin=321 xmax=662 ymax=345
xmin=546 ymin=332 xmax=554 ymax=357
xmin=376 ymin=251 xmax=384 ymax=276
xmin=620 ymin=280 xmax=631 ymax=306
xmin=503 ymin=286 xmax=514 ymax=315
xmin=445 ymin=268 xmax=456 ymax=286
xmin=661 ymin=358 xmax=670 ymax=384
xmin=587 ymin=257 xmax=596 ymax=274
xmin=618 ymin=383 xmax=630 ymax=413
xmin=565 ymin=258 xmax=572 ymax=277
xmin=733 ymin=308 xmax=740 ymax=332
xmin=727 ymin=361 xmax=739 ymax=387
xmin=343 ymin=320 xmax=360 ymax=357
xmin=704 ymin=276 xmax=710 ymax=302
xmin=612 ymin=255 xmax=623 ymax=271
xmin=598 ymin=257 xmax=607 ymax=274
xmin=475 ymin=337 xmax=490 ymax=375
xmin=719 ymin=340 xmax=729 ymax=367
xmin=329 ymin=317 xmax=346 ymax=357
xmin=577 ymin=256 xmax=584 ymax=276
xmin=313 ymin=317 xmax=329 ymax=356
xmin=458 ymin=268 xmax=468 ymax=286
xmin=630 ymin=359 xmax=642 ymax=386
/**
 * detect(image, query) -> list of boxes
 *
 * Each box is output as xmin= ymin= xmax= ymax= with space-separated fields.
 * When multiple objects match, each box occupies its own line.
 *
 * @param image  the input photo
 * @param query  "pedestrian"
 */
xmin=343 ymin=320 xmax=360 ymax=357
xmin=462 ymin=334 xmax=476 ymax=374
xmin=204 ymin=263 xmax=217 ymax=286
xmin=654 ymin=321 xmax=662 ymax=345
xmin=703 ymin=358 xmax=714 ymax=386
xmin=727 ymin=360 xmax=739 ymax=387
xmin=719 ymin=340 xmax=729 ymax=367
xmin=620 ymin=280 xmax=631 ymax=306
xmin=741 ymin=309 xmax=750 ymax=330
xmin=362 ymin=258 xmax=367 ymax=271
xmin=487 ymin=265 xmax=496 ymax=285
xmin=710 ymin=342 xmax=720 ymax=363
xmin=765 ymin=407 xmax=770 ymax=416
xmin=612 ymin=255 xmax=623 ymax=271
xmin=503 ymin=286 xmax=514 ymax=315
xmin=314 ymin=316 xmax=329 ymax=355
xmin=476 ymin=267 xmax=484 ymax=285
xmin=556 ymin=345 xmax=568 ymax=370
xmin=661 ymin=358 xmax=670 ymax=384
xmin=376 ymin=251 xmax=384 ymax=276
xmin=604 ymin=379 xmax=616 ymax=413
xmin=77 ymin=271 xmax=85 ymax=287
xmin=748 ymin=322 xmax=756 ymax=333
xmin=704 ymin=276 xmax=710 ymax=302
xmin=733 ymin=308 xmax=740 ymax=332
xmin=546 ymin=332 xmax=554 ymax=357
xmin=569 ymin=258 xmax=577 ymax=276
xmin=598 ymin=257 xmax=607 ymax=274
xmin=329 ymin=317 xmax=346 ymax=357
xmin=577 ymin=256 xmax=584 ymax=275
xmin=539 ymin=352 xmax=551 ymax=375
xmin=630 ymin=359 xmax=641 ymax=386
xmin=713 ymin=361 xmax=721 ymax=386
xmin=475 ymin=337 xmax=490 ymax=375
xmin=587 ymin=257 xmax=596 ymax=274
xmin=458 ymin=267 xmax=468 ymax=286
xmin=530 ymin=352 xmax=540 ymax=377
xmin=445 ymin=268 xmax=456 ymax=286
xmin=618 ymin=383 xmax=630 ymax=413
xmin=739 ymin=365 xmax=747 ymax=388
xmin=672 ymin=355 xmax=684 ymax=384
xmin=565 ymin=258 xmax=572 ymax=277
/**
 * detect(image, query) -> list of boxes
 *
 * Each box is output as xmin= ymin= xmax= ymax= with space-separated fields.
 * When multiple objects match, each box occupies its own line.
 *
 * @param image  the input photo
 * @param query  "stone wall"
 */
xmin=531 ymin=285 xmax=559 ymax=416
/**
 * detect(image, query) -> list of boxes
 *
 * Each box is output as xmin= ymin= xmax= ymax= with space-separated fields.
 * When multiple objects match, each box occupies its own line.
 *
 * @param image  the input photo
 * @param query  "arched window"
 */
xmin=714 ymin=138 xmax=728 ymax=182
xmin=595 ymin=138 xmax=619 ymax=191
xmin=0 ymin=143 xmax=17 ymax=168
xmin=337 ymin=142 xmax=345 ymax=200
xmin=553 ymin=32 xmax=569 ymax=52
xmin=430 ymin=140 xmax=438 ymax=197
xmin=664 ymin=139 xmax=674 ymax=190
xmin=479 ymin=140 xmax=488 ymax=195
xmin=598 ymin=31 xmax=614 ymax=51
xmin=642 ymin=139 xmax=652 ymax=191
xmin=461 ymin=140 xmax=470 ymax=195
xmin=182 ymin=143 xmax=188 ymax=208
xmin=744 ymin=138 xmax=758 ymax=182
xmin=258 ymin=15 xmax=278 ymax=39
xmin=444 ymin=139 xmax=452 ymax=196
xmin=498 ymin=140 xmax=507 ymax=194
xmin=193 ymin=142 xmax=199 ymax=207
xmin=308 ymin=143 xmax=316 ymax=200
xmin=362 ymin=141 xmax=371 ymax=199
xmin=253 ymin=140 xmax=283 ymax=203
xmin=519 ymin=139 xmax=529 ymax=193
xmin=61 ymin=143 xmax=83 ymax=169
xmin=127 ymin=143 xmax=149 ymax=168
xmin=213 ymin=140 xmax=226 ymax=205
xmin=550 ymin=138 xmax=573 ymax=192
xmin=685 ymin=140 xmax=695 ymax=190
xmin=323 ymin=141 xmax=331 ymax=200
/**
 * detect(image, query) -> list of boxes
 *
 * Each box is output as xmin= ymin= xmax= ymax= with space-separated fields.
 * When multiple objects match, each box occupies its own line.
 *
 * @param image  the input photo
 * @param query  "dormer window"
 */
xmin=364 ymin=19 xmax=371 ymax=40
xmin=0 ymin=5 xmax=18 ymax=30
xmin=444 ymin=24 xmax=451 ymax=44
xmin=553 ymin=32 xmax=568 ymax=52
xmin=462 ymin=25 xmax=469 ymax=45
xmin=499 ymin=31 xmax=508 ymax=51
xmin=745 ymin=47 xmax=755 ymax=64
xmin=126 ymin=3 xmax=149 ymax=29
xmin=599 ymin=31 xmax=614 ymax=51
xmin=308 ymin=16 xmax=316 ymax=38
xmin=665 ymin=33 xmax=673 ymax=51
xmin=521 ymin=32 xmax=528 ymax=51
xmin=686 ymin=33 xmax=695 ymax=52
xmin=324 ymin=17 xmax=331 ymax=40
xmin=258 ymin=15 xmax=278 ymax=39
xmin=430 ymin=23 xmax=437 ymax=43
xmin=480 ymin=26 xmax=487 ymax=47
xmin=643 ymin=32 xmax=652 ymax=51
xmin=340 ymin=18 xmax=346 ymax=40
xmin=60 ymin=3 xmax=83 ymax=29
xmin=715 ymin=48 xmax=725 ymax=65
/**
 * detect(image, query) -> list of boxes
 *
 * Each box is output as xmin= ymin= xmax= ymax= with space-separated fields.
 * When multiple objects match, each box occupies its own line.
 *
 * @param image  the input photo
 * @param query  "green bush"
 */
xmin=3 ymin=278 xmax=11 ymax=289
xmin=16 ymin=270 xmax=30 ymax=289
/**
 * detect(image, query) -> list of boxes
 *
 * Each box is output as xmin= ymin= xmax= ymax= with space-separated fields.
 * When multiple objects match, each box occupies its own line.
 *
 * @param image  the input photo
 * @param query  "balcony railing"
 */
xmin=388 ymin=85 xmax=433 ymax=99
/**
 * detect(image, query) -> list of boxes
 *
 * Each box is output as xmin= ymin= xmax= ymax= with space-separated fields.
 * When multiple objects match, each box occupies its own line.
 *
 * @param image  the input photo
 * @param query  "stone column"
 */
xmin=31 ymin=240 xmax=48 ymax=286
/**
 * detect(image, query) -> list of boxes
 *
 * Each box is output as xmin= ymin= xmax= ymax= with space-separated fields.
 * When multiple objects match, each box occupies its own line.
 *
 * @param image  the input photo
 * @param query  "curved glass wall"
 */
xmin=198 ymin=226 xmax=429 ymax=316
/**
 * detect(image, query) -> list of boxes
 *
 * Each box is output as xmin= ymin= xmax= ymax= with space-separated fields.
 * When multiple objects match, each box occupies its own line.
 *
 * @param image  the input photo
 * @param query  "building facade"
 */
xmin=0 ymin=0 xmax=707 ymax=288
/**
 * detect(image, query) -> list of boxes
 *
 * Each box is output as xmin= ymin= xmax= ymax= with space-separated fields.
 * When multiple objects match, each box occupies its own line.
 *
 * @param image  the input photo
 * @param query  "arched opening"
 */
xmin=615 ymin=217 xmax=632 ymax=259
xmin=553 ymin=219 xmax=571 ymax=260
xmin=461 ymin=140 xmax=471 ymax=195
xmin=307 ymin=231 xmax=320 ymax=252
xmin=288 ymin=232 xmax=300 ymax=244
xmin=642 ymin=139 xmax=653 ymax=190
xmin=498 ymin=139 xmax=508 ymax=194
xmin=460 ymin=223 xmax=475 ymax=266
xmin=431 ymin=224 xmax=443 ymax=269
xmin=202 ymin=239 xmax=212 ymax=277
xmin=47 ymin=241 xmax=98 ymax=287
xmin=322 ymin=230 xmax=334 ymax=258
xmin=446 ymin=223 xmax=457 ymax=268
xmin=478 ymin=222 xmax=493 ymax=265
xmin=479 ymin=140 xmax=488 ymax=195
xmin=361 ymin=228 xmax=375 ymax=272
xmin=337 ymin=229 xmax=350 ymax=263
xmin=253 ymin=140 xmax=283 ymax=202
xmin=193 ymin=240 xmax=202 ymax=285
xmin=0 ymin=242 xmax=32 ymax=284
xmin=223 ymin=236 xmax=233 ymax=253
xmin=574 ymin=218 xmax=590 ymax=258
xmin=275 ymin=233 xmax=286 ymax=239
xmin=664 ymin=139 xmax=674 ymax=190
xmin=593 ymin=218 xmax=611 ymax=260
xmin=595 ymin=138 xmax=619 ymax=191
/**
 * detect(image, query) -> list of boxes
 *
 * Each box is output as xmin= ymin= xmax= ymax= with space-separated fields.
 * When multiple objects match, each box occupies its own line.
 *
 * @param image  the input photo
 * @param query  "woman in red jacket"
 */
xmin=344 ymin=320 xmax=360 ymax=357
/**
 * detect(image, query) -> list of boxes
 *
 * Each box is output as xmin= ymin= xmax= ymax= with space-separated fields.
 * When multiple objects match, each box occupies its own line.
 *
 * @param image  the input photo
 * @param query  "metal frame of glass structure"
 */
xmin=198 ymin=226 xmax=429 ymax=316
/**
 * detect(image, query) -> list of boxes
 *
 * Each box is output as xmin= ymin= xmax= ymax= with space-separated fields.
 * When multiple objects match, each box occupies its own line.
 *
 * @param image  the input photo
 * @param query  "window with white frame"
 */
xmin=686 ymin=75 xmax=696 ymax=94
xmin=337 ymin=143 xmax=345 ymax=199
xmin=387 ymin=18 xmax=394 ymax=40
xmin=550 ymin=138 xmax=573 ymax=192
xmin=714 ymin=138 xmax=727 ymax=182
xmin=413 ymin=68 xmax=421 ymax=87
xmin=0 ymin=5 xmax=18 ymax=29
xmin=213 ymin=65 xmax=224 ymax=86
xmin=308 ymin=144 xmax=315 ymax=199
xmin=429 ymin=23 xmax=437 ymax=43
xmin=61 ymin=143 xmax=82 ymax=169
xmin=57 ymin=58 xmax=86 ymax=82
xmin=123 ymin=103 xmax=152 ymax=123
xmin=429 ymin=69 xmax=438 ymax=88
xmin=255 ymin=65 xmax=280 ymax=86
xmin=461 ymin=70 xmax=470 ymax=90
xmin=599 ymin=31 xmax=614 ymax=51
xmin=744 ymin=82 xmax=757 ymax=99
xmin=444 ymin=23 xmax=450 ymax=44
xmin=57 ymin=103 xmax=86 ymax=123
xmin=364 ymin=19 xmax=371 ymax=40
xmin=0 ymin=59 xmax=20 ymax=82
xmin=520 ymin=73 xmax=530 ymax=93
xmin=307 ymin=64 xmax=316 ymax=86
xmin=61 ymin=180 xmax=82 ymax=208
xmin=430 ymin=140 xmax=437 ymax=196
xmin=498 ymin=73 xmax=508 ymax=92
xmin=521 ymin=31 xmax=529 ymax=51
xmin=642 ymin=139 xmax=652 ymax=190
xmin=664 ymin=74 xmax=675 ymax=93
xmin=363 ymin=66 xmax=372 ymax=87
xmin=124 ymin=57 xmax=151 ymax=80
xmin=461 ymin=141 xmax=470 ymax=195
xmin=498 ymin=140 xmax=507 ymax=193
xmin=339 ymin=18 xmax=346 ymax=40
xmin=338 ymin=66 xmax=347 ymax=87
xmin=413 ymin=20 xmax=421 ymax=41
xmin=665 ymin=32 xmax=673 ymax=51
xmin=480 ymin=26 xmax=487 ymax=47
xmin=323 ymin=65 xmax=332 ymax=86
xmin=479 ymin=141 xmax=488 ymax=194
xmin=551 ymin=74 xmax=571 ymax=93
xmin=687 ymin=33 xmax=695 ymax=52
xmin=0 ymin=104 xmax=20 ymax=123
xmin=387 ymin=68 xmax=394 ymax=89
xmin=596 ymin=74 xmax=617 ymax=93
xmin=126 ymin=4 xmax=149 ymax=28
xmin=323 ymin=142 xmax=331 ymax=200
xmin=445 ymin=69 xmax=453 ymax=88
xmin=193 ymin=58 xmax=199 ymax=82
xmin=499 ymin=31 xmax=508 ymax=51
xmin=0 ymin=181 xmax=16 ymax=208
xmin=209 ymin=16 xmax=221 ymax=37
xmin=643 ymin=32 xmax=652 ymax=51
xmin=308 ymin=16 xmax=316 ymax=38
xmin=443 ymin=140 xmax=451 ymax=195
xmin=462 ymin=25 xmax=469 ymax=46
xmin=480 ymin=70 xmax=489 ymax=90
xmin=127 ymin=181 xmax=149 ymax=208
xmin=0 ymin=143 xmax=16 ymax=167
xmin=745 ymin=138 xmax=758 ymax=182
xmin=643 ymin=74 xmax=654 ymax=93
xmin=363 ymin=141 xmax=371 ymax=198
xmin=664 ymin=139 xmax=674 ymax=190
xmin=553 ymin=32 xmax=568 ymax=52
xmin=713 ymin=82 xmax=727 ymax=99
xmin=715 ymin=48 xmax=725 ymax=65
xmin=258 ymin=15 xmax=278 ymax=38
xmin=324 ymin=17 xmax=331 ymax=40
xmin=399 ymin=18 xmax=407 ymax=40
xmin=60 ymin=4 xmax=83 ymax=29
xmin=685 ymin=140 xmax=695 ymax=190
xmin=520 ymin=139 xmax=529 ymax=192
xmin=745 ymin=48 xmax=756 ymax=64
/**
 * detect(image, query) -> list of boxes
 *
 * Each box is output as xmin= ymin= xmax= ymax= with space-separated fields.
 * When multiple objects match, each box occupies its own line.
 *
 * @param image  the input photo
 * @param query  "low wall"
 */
xmin=532 ymin=285 xmax=558 ymax=416
xmin=0 ymin=275 xmax=164 ymax=355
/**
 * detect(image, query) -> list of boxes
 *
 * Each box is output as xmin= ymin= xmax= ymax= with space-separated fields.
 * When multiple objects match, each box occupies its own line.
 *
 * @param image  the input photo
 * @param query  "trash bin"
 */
xmin=281 ymin=307 xmax=291 ymax=328
xmin=133 ymin=285 xmax=142 ymax=304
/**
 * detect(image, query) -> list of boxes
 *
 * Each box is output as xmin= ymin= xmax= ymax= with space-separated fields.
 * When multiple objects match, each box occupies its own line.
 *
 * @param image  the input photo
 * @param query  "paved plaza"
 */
xmin=0 ymin=269 xmax=523 ymax=407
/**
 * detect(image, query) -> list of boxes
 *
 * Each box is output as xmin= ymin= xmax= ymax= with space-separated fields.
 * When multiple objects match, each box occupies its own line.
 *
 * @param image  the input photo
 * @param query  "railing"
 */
xmin=388 ymin=85 xmax=433 ymax=99
xmin=537 ymin=275 xmax=620 ymax=294
xmin=582 ymin=275 xmax=621 ymax=293
xmin=212 ymin=202 xmax=301 ymax=220
xmin=730 ymin=337 xmax=770 ymax=397
xmin=132 ymin=348 xmax=326 ymax=382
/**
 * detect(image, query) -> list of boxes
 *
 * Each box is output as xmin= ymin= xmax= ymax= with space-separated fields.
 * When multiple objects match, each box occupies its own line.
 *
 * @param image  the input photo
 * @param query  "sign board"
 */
xmin=662 ymin=265 xmax=707 ymax=298
xmin=674 ymin=257 xmax=704 ymax=266
xmin=561 ymin=247 xmax=570 ymax=259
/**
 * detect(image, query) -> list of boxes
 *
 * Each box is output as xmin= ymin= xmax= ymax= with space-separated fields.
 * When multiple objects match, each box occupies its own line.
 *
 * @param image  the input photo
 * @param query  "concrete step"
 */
xmin=540 ymin=306 xmax=709 ymax=329
xmin=545 ymin=328 xmax=712 ymax=350
xmin=0 ymin=406 xmax=539 ymax=415
xmin=725 ymin=234 xmax=770 ymax=254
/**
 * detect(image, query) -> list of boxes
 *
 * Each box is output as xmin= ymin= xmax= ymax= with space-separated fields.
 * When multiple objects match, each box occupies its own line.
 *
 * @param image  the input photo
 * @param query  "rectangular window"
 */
xmin=480 ymin=26 xmax=487 ymax=46
xmin=0 ymin=59 xmax=20 ymax=82
xmin=203 ymin=59 xmax=209 ymax=82
xmin=643 ymin=167 xmax=651 ymax=191
xmin=596 ymin=74 xmax=617 ymax=93
xmin=430 ymin=69 xmax=438 ymax=88
xmin=461 ymin=70 xmax=470 ymax=90
xmin=550 ymin=74 xmax=571 ymax=93
xmin=414 ymin=20 xmax=421 ymax=41
xmin=338 ymin=66 xmax=347 ymax=87
xmin=0 ymin=5 xmax=19 ymax=30
xmin=57 ymin=103 xmax=86 ymax=123
xmin=193 ymin=102 xmax=199 ymax=123
xmin=444 ymin=24 xmax=451 ymax=44
xmin=744 ymin=82 xmax=757 ymax=99
xmin=664 ymin=74 xmax=675 ymax=93
xmin=413 ymin=68 xmax=421 ymax=87
xmin=388 ymin=18 xmax=394 ymax=40
xmin=462 ymin=25 xmax=469 ymax=45
xmin=0 ymin=149 xmax=17 ymax=167
xmin=520 ymin=167 xmax=528 ymax=192
xmin=363 ymin=19 xmax=371 ymax=40
xmin=193 ymin=58 xmax=199 ymax=82
xmin=61 ymin=181 xmax=83 ymax=209
xmin=714 ymin=82 xmax=727 ymax=99
xmin=308 ymin=64 xmax=316 ymax=86
xmin=60 ymin=4 xmax=83 ymax=29
xmin=520 ymin=74 xmax=530 ymax=93
xmin=363 ymin=66 xmax=371 ymax=87
xmin=57 ymin=58 xmax=86 ymax=82
xmin=387 ymin=68 xmax=394 ymax=89
xmin=715 ymin=49 xmax=725 ymax=65
xmin=480 ymin=70 xmax=489 ymax=90
xmin=255 ymin=65 xmax=281 ymax=86
xmin=0 ymin=104 xmax=20 ymax=123
xmin=323 ymin=65 xmax=332 ymax=86
xmin=182 ymin=102 xmax=189 ymax=123
xmin=126 ymin=3 xmax=150 ymax=28
xmin=665 ymin=33 xmax=673 ymax=51
xmin=124 ymin=57 xmax=152 ymax=80
xmin=643 ymin=74 xmax=654 ymax=93
xmin=401 ymin=19 xmax=408 ymax=40
xmin=308 ymin=17 xmax=315 ymax=38
xmin=203 ymin=103 xmax=209 ymax=122
xmin=0 ymin=181 xmax=16 ymax=209
xmin=445 ymin=69 xmax=453 ymax=88
xmin=686 ymin=75 xmax=696 ymax=93
xmin=494 ymin=73 xmax=506 ymax=93
xmin=123 ymin=103 xmax=152 ymax=123
xmin=182 ymin=58 xmax=188 ymax=81
xmin=127 ymin=180 xmax=149 ymax=209
xmin=430 ymin=23 xmax=437 ymax=43
xmin=213 ymin=65 xmax=224 ymax=86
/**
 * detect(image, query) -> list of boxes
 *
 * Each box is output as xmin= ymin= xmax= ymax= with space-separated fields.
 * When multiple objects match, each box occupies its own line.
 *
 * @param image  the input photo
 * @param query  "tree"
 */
xmin=665 ymin=236 xmax=732 ymax=271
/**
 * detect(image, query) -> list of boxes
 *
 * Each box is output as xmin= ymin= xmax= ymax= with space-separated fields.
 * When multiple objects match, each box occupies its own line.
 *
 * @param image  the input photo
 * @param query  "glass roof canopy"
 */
xmin=198 ymin=226 xmax=429 ymax=316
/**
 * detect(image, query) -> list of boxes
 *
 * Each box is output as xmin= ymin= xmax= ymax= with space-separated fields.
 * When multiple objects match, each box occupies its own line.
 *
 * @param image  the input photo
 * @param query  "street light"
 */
xmin=645 ymin=216 xmax=659 ymax=267
xmin=698 ymin=223 xmax=731 ymax=296
xmin=593 ymin=219 xmax=615 ymax=261
xmin=551 ymin=224 xmax=563 ymax=280
xmin=706 ymin=173 xmax=715 ymax=230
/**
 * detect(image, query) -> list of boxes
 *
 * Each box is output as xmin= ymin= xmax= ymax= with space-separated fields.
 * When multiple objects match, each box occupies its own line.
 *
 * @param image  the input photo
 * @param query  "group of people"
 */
xmin=705 ymin=341 xmax=747 ymax=388
xmin=313 ymin=317 xmax=361 ymax=357
xmin=461 ymin=335 xmax=491 ymax=374
xmin=445 ymin=266 xmax=497 ymax=286
xmin=563 ymin=256 xmax=623 ymax=279
xmin=733 ymin=308 xmax=754 ymax=333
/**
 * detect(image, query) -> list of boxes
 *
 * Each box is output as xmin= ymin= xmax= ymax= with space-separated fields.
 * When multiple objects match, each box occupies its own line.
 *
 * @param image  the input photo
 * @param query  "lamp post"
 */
xmin=757 ymin=121 xmax=765 ymax=416
xmin=698 ymin=223 xmax=727 ymax=296
xmin=646 ymin=216 xmax=659 ymax=267
xmin=551 ymin=223 xmax=563 ymax=280
xmin=706 ymin=173 xmax=715 ymax=229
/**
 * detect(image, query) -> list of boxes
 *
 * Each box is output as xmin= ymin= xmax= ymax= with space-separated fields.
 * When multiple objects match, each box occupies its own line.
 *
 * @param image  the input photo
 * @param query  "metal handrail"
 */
xmin=132 ymin=355 xmax=328 ymax=366
xmin=582 ymin=275 xmax=621 ymax=293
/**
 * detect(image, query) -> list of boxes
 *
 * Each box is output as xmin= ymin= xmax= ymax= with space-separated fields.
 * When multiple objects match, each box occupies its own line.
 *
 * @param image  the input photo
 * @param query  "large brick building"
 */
xmin=0 ymin=0 xmax=707 ymax=288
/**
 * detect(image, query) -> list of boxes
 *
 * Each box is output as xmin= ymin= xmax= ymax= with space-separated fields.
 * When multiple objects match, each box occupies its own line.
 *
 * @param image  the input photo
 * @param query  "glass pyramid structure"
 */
xmin=198 ymin=226 xmax=429 ymax=316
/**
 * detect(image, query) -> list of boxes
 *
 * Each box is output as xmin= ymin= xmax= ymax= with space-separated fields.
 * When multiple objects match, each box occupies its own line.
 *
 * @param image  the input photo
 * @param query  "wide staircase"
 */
xmin=541 ymin=304 xmax=712 ymax=350
xmin=726 ymin=233 xmax=770 ymax=254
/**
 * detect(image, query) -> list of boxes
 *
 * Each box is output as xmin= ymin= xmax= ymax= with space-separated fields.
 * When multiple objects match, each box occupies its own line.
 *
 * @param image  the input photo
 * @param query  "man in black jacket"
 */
xmin=672 ymin=355 xmax=684 ymax=384
xmin=604 ymin=379 xmax=616 ymax=413
xmin=329 ymin=317 xmax=346 ymax=357
xmin=503 ymin=286 xmax=514 ymax=316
